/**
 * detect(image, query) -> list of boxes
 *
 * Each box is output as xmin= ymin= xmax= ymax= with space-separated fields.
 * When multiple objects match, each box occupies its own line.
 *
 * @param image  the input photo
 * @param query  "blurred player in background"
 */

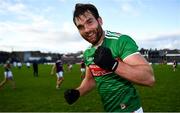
xmin=80 ymin=60 xmax=85 ymax=80
xmin=67 ymin=64 xmax=73 ymax=72
xmin=0 ymin=60 xmax=16 ymax=89
xmin=26 ymin=62 xmax=31 ymax=68
xmin=172 ymin=60 xmax=177 ymax=72
xmin=64 ymin=3 xmax=155 ymax=112
xmin=32 ymin=61 xmax=38 ymax=77
xmin=51 ymin=60 xmax=64 ymax=89
xmin=17 ymin=61 xmax=22 ymax=69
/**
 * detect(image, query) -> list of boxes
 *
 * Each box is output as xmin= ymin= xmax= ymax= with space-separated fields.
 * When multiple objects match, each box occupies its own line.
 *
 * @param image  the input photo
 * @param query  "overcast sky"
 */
xmin=0 ymin=0 xmax=179 ymax=53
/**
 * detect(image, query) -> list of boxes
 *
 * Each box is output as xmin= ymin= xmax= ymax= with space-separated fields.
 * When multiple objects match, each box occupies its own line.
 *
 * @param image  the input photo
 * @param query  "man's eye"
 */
xmin=88 ymin=20 xmax=93 ymax=24
xmin=78 ymin=26 xmax=83 ymax=30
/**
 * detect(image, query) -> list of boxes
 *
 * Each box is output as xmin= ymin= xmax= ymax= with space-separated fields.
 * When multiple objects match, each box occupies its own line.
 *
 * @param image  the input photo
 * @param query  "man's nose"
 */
xmin=84 ymin=25 xmax=90 ymax=33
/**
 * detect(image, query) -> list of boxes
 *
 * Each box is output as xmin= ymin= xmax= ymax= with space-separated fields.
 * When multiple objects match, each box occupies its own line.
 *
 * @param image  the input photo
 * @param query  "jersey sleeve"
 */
xmin=118 ymin=35 xmax=139 ymax=60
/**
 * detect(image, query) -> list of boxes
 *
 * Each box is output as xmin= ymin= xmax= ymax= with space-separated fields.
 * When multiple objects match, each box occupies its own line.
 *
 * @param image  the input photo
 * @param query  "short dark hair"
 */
xmin=73 ymin=3 xmax=100 ymax=25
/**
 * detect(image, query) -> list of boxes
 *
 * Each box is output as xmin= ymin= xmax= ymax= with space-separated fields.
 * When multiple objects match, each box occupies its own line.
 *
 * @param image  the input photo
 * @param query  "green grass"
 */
xmin=0 ymin=64 xmax=180 ymax=112
xmin=137 ymin=64 xmax=180 ymax=112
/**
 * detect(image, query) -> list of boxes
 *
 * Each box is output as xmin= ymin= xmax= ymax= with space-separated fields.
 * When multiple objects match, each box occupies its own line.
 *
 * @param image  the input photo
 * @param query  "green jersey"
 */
xmin=83 ymin=31 xmax=141 ymax=112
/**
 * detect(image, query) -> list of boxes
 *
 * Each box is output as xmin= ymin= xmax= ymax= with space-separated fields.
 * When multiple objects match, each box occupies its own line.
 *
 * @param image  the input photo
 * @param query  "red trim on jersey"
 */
xmin=89 ymin=64 xmax=112 ymax=77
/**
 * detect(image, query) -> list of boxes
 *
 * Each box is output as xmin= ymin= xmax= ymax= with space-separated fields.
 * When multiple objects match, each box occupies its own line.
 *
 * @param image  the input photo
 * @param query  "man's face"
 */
xmin=75 ymin=11 xmax=103 ymax=45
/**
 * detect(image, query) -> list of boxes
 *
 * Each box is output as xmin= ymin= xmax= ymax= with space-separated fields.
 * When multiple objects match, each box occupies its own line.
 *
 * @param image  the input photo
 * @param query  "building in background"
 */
xmin=0 ymin=49 xmax=179 ymax=65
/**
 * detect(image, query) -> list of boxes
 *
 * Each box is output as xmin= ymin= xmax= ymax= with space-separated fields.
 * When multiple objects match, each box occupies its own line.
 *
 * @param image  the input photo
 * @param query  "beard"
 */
xmin=92 ymin=24 xmax=103 ymax=45
xmin=82 ymin=23 xmax=103 ymax=45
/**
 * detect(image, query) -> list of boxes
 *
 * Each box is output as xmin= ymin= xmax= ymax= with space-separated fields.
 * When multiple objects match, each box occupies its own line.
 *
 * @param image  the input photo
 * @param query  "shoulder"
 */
xmin=105 ymin=31 xmax=136 ymax=43
xmin=105 ymin=30 xmax=122 ymax=39
xmin=118 ymin=34 xmax=136 ymax=42
xmin=109 ymin=33 xmax=138 ymax=60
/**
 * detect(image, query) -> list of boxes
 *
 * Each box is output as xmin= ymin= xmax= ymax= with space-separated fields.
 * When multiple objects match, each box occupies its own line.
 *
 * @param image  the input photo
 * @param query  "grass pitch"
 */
xmin=0 ymin=64 xmax=179 ymax=112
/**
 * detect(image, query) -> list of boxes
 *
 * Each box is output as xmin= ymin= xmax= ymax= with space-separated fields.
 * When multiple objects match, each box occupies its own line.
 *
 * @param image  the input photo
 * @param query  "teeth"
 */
xmin=88 ymin=32 xmax=93 ymax=37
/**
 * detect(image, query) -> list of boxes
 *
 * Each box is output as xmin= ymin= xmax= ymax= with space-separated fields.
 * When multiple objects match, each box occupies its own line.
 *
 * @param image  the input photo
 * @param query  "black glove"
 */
xmin=94 ymin=46 xmax=119 ymax=71
xmin=64 ymin=89 xmax=80 ymax=105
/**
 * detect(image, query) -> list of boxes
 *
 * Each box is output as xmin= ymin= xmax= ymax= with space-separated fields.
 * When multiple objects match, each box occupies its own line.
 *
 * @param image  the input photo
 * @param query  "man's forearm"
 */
xmin=76 ymin=78 xmax=96 ymax=96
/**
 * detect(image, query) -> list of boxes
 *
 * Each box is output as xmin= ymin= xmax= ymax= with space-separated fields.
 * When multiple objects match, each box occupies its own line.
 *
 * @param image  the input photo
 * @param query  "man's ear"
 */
xmin=97 ymin=17 xmax=103 ymax=25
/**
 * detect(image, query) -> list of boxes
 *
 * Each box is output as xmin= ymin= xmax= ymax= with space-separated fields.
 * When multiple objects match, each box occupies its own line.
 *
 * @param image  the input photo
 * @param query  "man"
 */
xmin=64 ymin=3 xmax=155 ymax=112
xmin=67 ymin=64 xmax=73 ymax=72
xmin=32 ymin=61 xmax=38 ymax=77
xmin=172 ymin=60 xmax=177 ymax=72
xmin=26 ymin=62 xmax=31 ymax=68
xmin=0 ymin=60 xmax=16 ymax=89
xmin=17 ymin=61 xmax=22 ymax=69
xmin=51 ymin=60 xmax=64 ymax=89
xmin=80 ymin=60 xmax=85 ymax=80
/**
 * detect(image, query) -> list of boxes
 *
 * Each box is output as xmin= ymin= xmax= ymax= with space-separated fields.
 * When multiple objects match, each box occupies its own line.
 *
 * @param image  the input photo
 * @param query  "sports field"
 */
xmin=0 ymin=64 xmax=180 ymax=112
